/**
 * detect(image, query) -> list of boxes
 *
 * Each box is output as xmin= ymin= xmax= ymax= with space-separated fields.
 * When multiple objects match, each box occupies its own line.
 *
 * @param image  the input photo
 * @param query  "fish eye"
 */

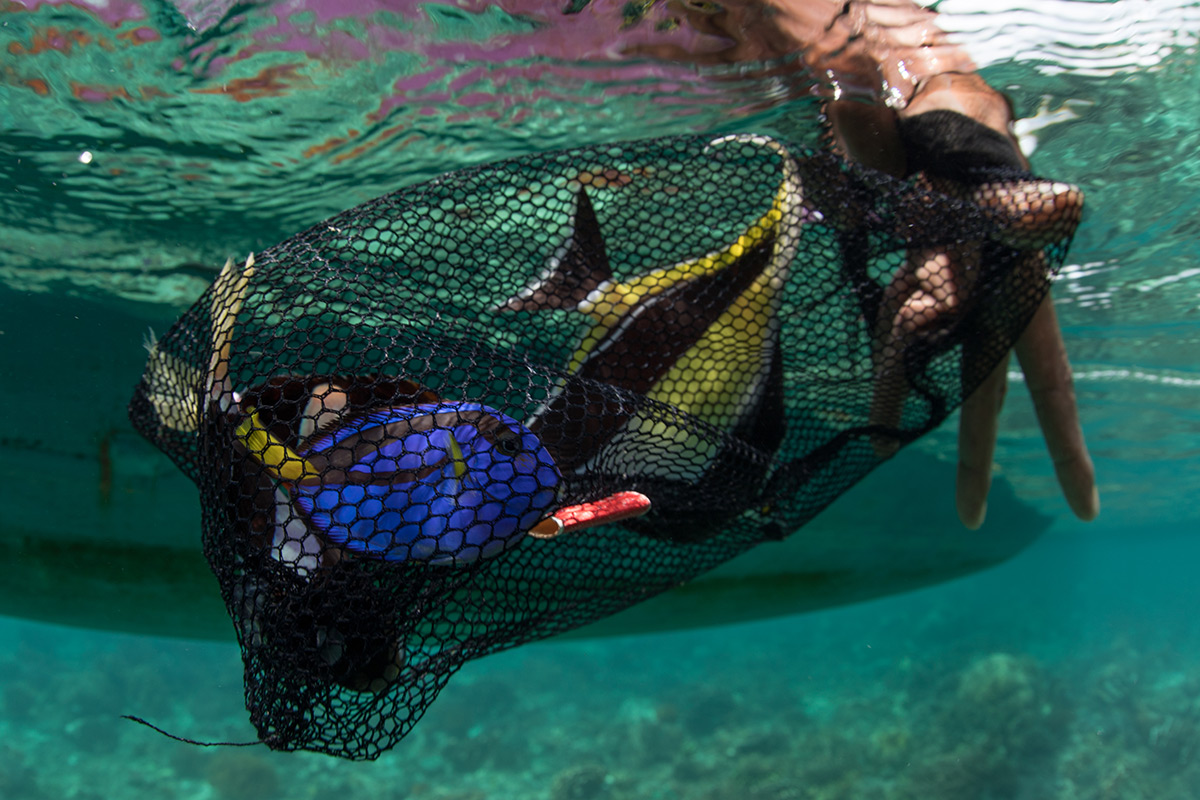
xmin=477 ymin=413 xmax=524 ymax=456
xmin=493 ymin=429 xmax=522 ymax=456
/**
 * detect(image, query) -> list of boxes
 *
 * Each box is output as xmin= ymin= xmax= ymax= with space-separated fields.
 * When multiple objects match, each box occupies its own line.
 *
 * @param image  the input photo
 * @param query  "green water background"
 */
xmin=2 ymin=0 xmax=1200 ymax=796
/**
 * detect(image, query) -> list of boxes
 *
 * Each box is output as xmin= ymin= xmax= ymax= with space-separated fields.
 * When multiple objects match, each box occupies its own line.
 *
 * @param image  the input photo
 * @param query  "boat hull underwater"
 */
xmin=3 ymin=284 xmax=1047 ymax=641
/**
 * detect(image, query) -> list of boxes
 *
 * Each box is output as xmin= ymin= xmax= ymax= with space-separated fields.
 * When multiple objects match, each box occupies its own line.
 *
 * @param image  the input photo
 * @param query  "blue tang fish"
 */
xmin=237 ymin=401 xmax=561 ymax=565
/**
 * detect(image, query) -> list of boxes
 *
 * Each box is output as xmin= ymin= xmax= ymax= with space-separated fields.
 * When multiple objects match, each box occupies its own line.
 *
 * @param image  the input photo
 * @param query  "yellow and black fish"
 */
xmin=499 ymin=135 xmax=805 ymax=539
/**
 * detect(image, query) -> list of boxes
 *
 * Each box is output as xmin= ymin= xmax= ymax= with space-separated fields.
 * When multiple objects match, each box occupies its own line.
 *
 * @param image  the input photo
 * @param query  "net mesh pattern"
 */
xmin=129 ymin=134 xmax=1078 ymax=759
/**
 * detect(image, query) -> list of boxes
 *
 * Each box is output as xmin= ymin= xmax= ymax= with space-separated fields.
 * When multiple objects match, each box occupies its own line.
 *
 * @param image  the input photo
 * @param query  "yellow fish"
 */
xmin=499 ymin=135 xmax=804 ymax=529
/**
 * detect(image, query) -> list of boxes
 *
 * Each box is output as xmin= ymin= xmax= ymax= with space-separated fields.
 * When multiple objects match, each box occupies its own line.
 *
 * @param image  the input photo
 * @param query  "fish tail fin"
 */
xmin=234 ymin=408 xmax=322 ymax=485
xmin=495 ymin=186 xmax=613 ymax=312
xmin=207 ymin=253 xmax=256 ymax=412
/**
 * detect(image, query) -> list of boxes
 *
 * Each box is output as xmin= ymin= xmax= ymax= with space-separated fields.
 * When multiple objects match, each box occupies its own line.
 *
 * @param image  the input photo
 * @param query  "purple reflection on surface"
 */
xmin=11 ymin=0 xmax=782 ymax=114
xmin=192 ymin=1 xmax=718 ymax=78
xmin=12 ymin=0 xmax=147 ymax=25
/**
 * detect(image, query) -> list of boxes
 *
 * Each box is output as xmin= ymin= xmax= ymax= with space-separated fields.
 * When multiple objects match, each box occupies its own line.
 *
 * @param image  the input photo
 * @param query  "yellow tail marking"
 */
xmin=234 ymin=408 xmax=322 ymax=484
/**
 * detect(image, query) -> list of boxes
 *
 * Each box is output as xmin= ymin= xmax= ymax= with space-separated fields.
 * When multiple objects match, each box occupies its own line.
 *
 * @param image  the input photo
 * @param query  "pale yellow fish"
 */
xmin=141 ymin=253 xmax=256 ymax=432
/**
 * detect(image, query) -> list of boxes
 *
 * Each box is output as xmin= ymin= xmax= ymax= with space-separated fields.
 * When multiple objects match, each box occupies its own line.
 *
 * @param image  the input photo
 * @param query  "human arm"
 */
xmin=630 ymin=0 xmax=1099 ymax=525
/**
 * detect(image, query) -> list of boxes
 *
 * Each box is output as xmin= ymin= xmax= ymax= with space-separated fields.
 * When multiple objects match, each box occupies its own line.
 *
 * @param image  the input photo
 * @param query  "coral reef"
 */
xmin=3 ymin=535 xmax=1200 ymax=800
xmin=0 ymin=746 xmax=45 ymax=800
xmin=205 ymin=751 xmax=280 ymax=800
xmin=552 ymin=764 xmax=610 ymax=800
xmin=951 ymin=652 xmax=1070 ymax=754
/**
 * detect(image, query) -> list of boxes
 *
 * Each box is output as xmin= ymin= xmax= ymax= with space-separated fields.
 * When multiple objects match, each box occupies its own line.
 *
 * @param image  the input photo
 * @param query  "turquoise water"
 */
xmin=2 ymin=528 xmax=1199 ymax=798
xmin=3 ymin=0 xmax=1200 ymax=797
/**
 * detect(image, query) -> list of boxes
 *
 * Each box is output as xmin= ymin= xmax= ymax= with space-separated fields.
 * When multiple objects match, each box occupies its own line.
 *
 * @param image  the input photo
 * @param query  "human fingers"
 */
xmin=970 ymin=181 xmax=1084 ymax=251
xmin=1014 ymin=294 xmax=1100 ymax=521
xmin=956 ymin=353 xmax=1009 ymax=529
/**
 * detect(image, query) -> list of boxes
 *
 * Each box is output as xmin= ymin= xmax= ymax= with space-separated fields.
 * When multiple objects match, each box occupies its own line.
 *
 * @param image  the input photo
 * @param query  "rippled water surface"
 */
xmin=3 ymin=0 xmax=1200 ymax=797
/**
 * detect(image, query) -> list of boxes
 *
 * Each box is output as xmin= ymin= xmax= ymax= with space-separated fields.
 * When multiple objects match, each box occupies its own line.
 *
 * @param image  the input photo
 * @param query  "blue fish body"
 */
xmin=292 ymin=402 xmax=561 ymax=564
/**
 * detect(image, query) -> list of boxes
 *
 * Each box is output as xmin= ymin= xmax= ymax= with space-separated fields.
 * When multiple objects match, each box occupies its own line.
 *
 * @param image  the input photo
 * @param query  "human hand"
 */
xmin=619 ymin=0 xmax=1101 ymax=527
xmin=899 ymin=80 xmax=1100 ymax=528
xmin=956 ymin=296 xmax=1099 ymax=528
xmin=866 ymin=172 xmax=1097 ymax=528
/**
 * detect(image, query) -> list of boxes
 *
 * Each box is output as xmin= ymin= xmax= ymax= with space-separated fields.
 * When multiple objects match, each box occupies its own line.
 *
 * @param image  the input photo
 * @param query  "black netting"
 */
xmin=128 ymin=133 xmax=1078 ymax=759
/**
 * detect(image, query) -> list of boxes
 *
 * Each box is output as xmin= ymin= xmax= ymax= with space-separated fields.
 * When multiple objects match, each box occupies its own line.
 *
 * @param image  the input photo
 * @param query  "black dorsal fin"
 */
xmin=496 ymin=187 xmax=612 ymax=312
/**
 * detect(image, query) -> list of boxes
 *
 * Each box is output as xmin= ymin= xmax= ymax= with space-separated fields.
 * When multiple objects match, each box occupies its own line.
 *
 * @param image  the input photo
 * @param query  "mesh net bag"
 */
xmin=129 ymin=133 xmax=1079 ymax=758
